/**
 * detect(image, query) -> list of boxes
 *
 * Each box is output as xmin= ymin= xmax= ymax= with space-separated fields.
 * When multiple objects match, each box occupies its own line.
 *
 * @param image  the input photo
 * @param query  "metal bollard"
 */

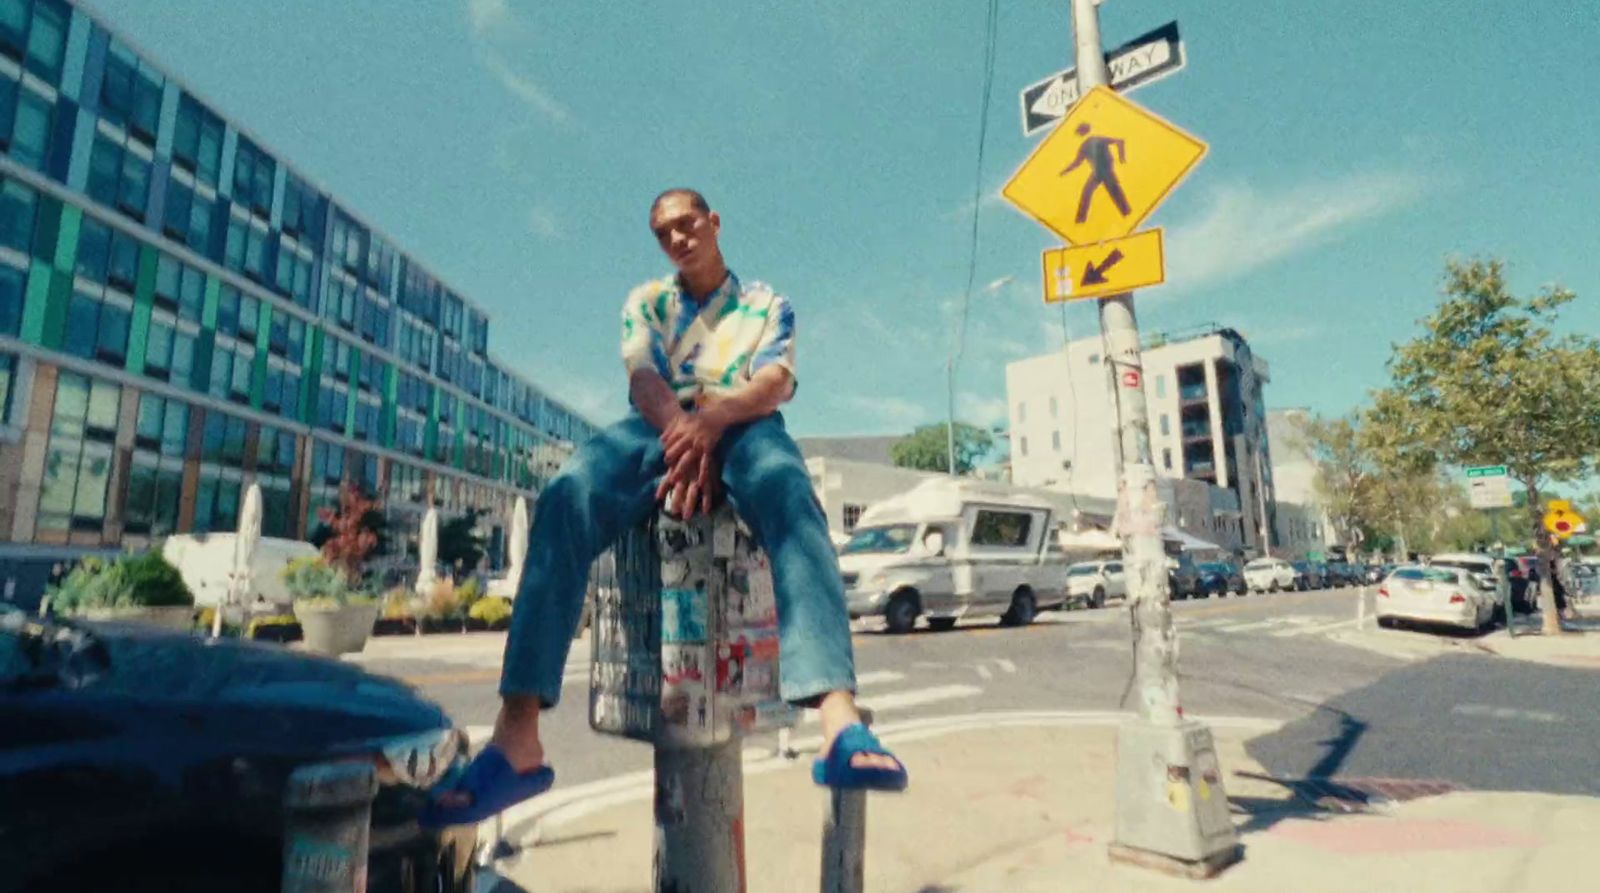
xmin=281 ymin=761 xmax=379 ymax=893
xmin=589 ymin=506 xmax=798 ymax=893
xmin=819 ymin=708 xmax=874 ymax=893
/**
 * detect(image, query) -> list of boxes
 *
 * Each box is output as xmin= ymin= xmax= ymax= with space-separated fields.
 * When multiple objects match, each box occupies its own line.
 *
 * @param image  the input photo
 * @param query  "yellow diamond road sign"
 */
xmin=1003 ymin=85 xmax=1207 ymax=246
xmin=1043 ymin=229 xmax=1165 ymax=303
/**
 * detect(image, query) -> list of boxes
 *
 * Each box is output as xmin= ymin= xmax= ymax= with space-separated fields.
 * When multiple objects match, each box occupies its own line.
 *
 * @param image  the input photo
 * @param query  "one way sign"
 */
xmin=1019 ymin=21 xmax=1185 ymax=137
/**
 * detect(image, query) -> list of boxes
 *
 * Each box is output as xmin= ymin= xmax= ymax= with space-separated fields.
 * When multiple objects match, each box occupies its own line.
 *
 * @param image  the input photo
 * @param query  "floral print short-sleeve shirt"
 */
xmin=620 ymin=271 xmax=797 ymax=402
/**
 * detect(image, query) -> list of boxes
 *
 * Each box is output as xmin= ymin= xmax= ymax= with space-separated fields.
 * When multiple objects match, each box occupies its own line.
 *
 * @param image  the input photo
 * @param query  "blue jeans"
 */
xmin=501 ymin=411 xmax=856 ymax=708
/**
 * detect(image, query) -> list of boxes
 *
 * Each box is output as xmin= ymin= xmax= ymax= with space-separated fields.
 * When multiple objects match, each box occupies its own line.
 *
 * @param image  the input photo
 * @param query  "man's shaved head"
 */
xmin=651 ymin=188 xmax=710 ymax=216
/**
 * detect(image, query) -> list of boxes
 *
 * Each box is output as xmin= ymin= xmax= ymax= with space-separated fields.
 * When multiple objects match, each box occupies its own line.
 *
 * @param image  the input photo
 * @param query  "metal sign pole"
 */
xmin=1065 ymin=0 xmax=1240 ymax=877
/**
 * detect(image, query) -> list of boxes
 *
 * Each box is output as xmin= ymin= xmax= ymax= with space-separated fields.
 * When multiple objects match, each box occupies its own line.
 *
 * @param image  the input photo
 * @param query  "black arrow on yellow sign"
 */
xmin=1080 ymin=248 xmax=1124 ymax=286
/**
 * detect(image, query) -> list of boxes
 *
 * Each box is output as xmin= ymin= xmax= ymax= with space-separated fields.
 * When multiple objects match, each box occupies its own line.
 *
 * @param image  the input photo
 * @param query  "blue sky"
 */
xmin=85 ymin=0 xmax=1600 ymax=439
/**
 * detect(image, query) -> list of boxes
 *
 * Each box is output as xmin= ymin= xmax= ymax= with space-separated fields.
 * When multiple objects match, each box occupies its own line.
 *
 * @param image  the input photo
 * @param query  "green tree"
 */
xmin=437 ymin=509 xmax=488 ymax=574
xmin=1372 ymin=258 xmax=1600 ymax=633
xmin=1290 ymin=414 xmax=1381 ymax=550
xmin=890 ymin=422 xmax=994 ymax=475
xmin=1290 ymin=411 xmax=1444 ymax=557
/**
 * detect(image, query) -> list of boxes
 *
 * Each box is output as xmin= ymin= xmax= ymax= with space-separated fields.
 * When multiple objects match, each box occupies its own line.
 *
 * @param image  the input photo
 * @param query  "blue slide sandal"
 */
xmin=419 ymin=744 xmax=556 ymax=828
xmin=812 ymin=723 xmax=909 ymax=792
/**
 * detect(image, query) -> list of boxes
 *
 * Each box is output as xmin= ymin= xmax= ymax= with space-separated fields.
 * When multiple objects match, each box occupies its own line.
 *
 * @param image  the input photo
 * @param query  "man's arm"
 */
xmin=630 ymin=368 xmax=687 ymax=433
xmin=655 ymin=366 xmax=794 ymax=517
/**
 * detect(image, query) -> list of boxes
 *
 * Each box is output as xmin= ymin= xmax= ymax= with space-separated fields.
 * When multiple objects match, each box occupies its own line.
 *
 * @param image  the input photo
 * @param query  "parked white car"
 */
xmin=1376 ymin=565 xmax=1495 ymax=631
xmin=840 ymin=479 xmax=1071 ymax=634
xmin=1066 ymin=560 xmax=1125 ymax=609
xmin=1428 ymin=553 xmax=1503 ymax=595
xmin=1243 ymin=558 xmax=1297 ymax=593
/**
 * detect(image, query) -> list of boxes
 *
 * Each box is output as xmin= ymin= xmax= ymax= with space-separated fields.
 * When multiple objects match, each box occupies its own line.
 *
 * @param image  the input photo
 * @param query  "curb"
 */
xmin=483 ymin=710 xmax=1285 ymax=852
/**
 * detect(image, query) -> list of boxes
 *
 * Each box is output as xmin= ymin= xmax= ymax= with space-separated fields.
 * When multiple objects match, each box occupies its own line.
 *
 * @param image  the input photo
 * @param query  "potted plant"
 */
xmin=419 ymin=578 xmax=464 ymax=634
xmin=372 ymin=586 xmax=418 ymax=636
xmin=455 ymin=577 xmax=485 ymax=632
xmin=245 ymin=613 xmax=302 ymax=643
xmin=467 ymin=595 xmax=514 ymax=632
xmin=48 ymin=552 xmax=196 ymax=631
xmin=284 ymin=556 xmax=378 ymax=655
xmin=290 ymin=484 xmax=383 ymax=655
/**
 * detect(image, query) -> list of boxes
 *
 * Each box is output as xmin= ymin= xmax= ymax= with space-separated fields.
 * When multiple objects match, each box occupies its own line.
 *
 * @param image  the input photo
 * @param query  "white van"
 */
xmin=161 ymin=534 xmax=321 ymax=611
xmin=839 ymin=479 xmax=1071 ymax=634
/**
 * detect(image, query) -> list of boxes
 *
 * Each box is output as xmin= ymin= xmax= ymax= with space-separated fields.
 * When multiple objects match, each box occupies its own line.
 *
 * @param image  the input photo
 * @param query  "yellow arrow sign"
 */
xmin=1003 ymin=86 xmax=1206 ymax=246
xmin=1042 ymin=229 xmax=1165 ymax=303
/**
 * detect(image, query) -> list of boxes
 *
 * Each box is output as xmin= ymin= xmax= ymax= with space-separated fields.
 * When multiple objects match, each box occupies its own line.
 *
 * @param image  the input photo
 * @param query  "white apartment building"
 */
xmin=1006 ymin=327 xmax=1278 ymax=556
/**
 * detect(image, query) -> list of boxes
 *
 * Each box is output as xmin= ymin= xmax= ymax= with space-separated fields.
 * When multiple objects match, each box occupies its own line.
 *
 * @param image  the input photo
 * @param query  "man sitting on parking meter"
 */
xmin=423 ymin=189 xmax=908 ymax=826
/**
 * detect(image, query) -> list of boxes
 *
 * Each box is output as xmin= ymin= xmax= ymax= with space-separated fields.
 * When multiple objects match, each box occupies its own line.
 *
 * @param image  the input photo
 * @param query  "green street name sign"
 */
xmin=1466 ymin=465 xmax=1508 ymax=478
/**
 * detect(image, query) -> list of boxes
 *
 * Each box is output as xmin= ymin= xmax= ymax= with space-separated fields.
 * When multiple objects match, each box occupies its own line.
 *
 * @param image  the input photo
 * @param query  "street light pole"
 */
xmin=1068 ymin=0 xmax=1241 ymax=875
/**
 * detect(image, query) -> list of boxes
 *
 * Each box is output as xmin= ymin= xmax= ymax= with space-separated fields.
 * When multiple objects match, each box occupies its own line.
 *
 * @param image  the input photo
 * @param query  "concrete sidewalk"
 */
xmin=484 ymin=715 xmax=1600 ymax=893
xmin=1330 ymin=601 xmax=1600 ymax=669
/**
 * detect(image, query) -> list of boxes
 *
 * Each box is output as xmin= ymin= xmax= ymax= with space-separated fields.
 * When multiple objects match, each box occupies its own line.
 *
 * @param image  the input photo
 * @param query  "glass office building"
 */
xmin=0 ymin=0 xmax=595 ymax=592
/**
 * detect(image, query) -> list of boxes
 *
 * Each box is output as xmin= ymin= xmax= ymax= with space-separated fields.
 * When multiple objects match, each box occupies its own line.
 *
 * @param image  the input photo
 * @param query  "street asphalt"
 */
xmin=351 ymin=584 xmax=1600 ymax=796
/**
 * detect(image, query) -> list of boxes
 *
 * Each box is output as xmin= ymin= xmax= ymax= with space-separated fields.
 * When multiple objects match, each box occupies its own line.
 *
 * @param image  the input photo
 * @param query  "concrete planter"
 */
xmin=293 ymin=601 xmax=380 ymax=656
xmin=78 ymin=605 xmax=196 ymax=632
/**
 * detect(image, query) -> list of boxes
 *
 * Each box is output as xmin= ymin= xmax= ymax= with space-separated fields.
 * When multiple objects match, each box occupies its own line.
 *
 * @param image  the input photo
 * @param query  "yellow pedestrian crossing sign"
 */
xmin=1003 ymin=85 xmax=1207 ymax=246
xmin=1042 ymin=229 xmax=1165 ymax=302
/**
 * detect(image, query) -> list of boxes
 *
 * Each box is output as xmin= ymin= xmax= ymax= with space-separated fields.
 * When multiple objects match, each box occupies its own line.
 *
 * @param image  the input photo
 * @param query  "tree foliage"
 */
xmin=1290 ymin=411 xmax=1449 ymax=555
xmin=309 ymin=489 xmax=391 ymax=557
xmin=890 ymin=422 xmax=994 ymax=475
xmin=438 ymin=509 xmax=488 ymax=574
xmin=318 ymin=484 xmax=382 ymax=582
xmin=1372 ymin=258 xmax=1600 ymax=533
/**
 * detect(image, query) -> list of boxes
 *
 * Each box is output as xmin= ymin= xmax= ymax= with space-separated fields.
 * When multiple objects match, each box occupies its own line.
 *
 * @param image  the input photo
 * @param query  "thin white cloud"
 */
xmin=845 ymin=395 xmax=928 ymax=429
xmin=528 ymin=204 xmax=561 ymax=240
xmin=480 ymin=50 xmax=571 ymax=124
xmin=1164 ymin=170 xmax=1428 ymax=291
xmin=465 ymin=0 xmax=509 ymax=36
xmin=957 ymin=392 xmax=1007 ymax=427
xmin=547 ymin=373 xmax=626 ymax=426
xmin=942 ymin=184 xmax=1007 ymax=221
xmin=463 ymin=0 xmax=571 ymax=125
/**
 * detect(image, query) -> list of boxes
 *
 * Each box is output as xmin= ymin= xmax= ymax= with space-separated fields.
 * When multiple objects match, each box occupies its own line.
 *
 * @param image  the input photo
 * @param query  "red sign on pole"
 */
xmin=1121 ymin=369 xmax=1141 ymax=388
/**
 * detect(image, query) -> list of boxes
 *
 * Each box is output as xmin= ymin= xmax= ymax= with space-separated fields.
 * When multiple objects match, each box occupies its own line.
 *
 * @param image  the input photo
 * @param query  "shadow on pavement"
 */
xmin=1245 ymin=653 xmax=1600 ymax=797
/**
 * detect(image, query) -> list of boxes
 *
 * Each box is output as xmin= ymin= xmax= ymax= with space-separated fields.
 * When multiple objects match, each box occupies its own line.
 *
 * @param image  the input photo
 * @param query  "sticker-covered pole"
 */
xmin=1071 ymin=0 xmax=1242 ymax=876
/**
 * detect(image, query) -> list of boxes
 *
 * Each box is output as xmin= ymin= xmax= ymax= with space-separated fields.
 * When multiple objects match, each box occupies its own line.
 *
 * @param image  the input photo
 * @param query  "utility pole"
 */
xmin=1068 ymin=0 xmax=1241 ymax=876
xmin=946 ymin=358 xmax=958 ymax=477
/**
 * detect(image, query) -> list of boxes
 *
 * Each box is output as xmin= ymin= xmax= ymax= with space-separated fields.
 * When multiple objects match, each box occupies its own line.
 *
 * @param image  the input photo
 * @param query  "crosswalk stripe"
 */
xmin=1270 ymin=619 xmax=1358 ymax=638
xmin=802 ymin=684 xmax=983 ymax=724
xmin=1207 ymin=620 xmax=1282 ymax=634
xmin=854 ymin=670 xmax=907 ymax=688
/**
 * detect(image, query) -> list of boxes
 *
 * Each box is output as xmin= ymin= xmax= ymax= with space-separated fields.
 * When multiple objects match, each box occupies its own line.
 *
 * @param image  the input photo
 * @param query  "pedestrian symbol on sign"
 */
xmin=1061 ymin=124 xmax=1130 ymax=223
xmin=1003 ymin=86 xmax=1207 ymax=247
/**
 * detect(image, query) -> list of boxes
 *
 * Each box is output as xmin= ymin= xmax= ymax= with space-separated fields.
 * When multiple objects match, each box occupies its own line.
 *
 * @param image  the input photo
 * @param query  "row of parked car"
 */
xmin=1066 ymin=555 xmax=1381 ymax=605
